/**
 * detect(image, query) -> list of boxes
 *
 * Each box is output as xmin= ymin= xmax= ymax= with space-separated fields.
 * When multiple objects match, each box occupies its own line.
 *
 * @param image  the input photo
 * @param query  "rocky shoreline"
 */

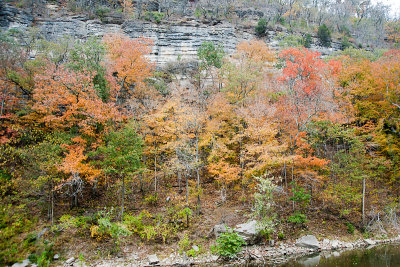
xmin=51 ymin=234 xmax=400 ymax=266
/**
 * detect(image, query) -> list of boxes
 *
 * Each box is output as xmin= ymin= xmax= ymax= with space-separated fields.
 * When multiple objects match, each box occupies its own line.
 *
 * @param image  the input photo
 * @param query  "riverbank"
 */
xmin=57 ymin=234 xmax=400 ymax=266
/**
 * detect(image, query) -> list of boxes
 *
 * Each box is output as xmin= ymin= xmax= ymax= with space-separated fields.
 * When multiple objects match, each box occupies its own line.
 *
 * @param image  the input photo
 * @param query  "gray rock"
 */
xmin=234 ymin=220 xmax=260 ymax=245
xmin=332 ymin=251 xmax=341 ymax=257
xmin=11 ymin=259 xmax=30 ymax=267
xmin=268 ymin=239 xmax=275 ymax=246
xmin=192 ymin=245 xmax=199 ymax=252
xmin=331 ymin=240 xmax=340 ymax=249
xmin=212 ymin=224 xmax=227 ymax=238
xmin=54 ymin=254 xmax=60 ymax=260
xmin=345 ymin=242 xmax=353 ymax=249
xmin=365 ymin=239 xmax=376 ymax=245
xmin=66 ymin=257 xmax=75 ymax=264
xmin=148 ymin=254 xmax=159 ymax=265
xmin=295 ymin=235 xmax=320 ymax=249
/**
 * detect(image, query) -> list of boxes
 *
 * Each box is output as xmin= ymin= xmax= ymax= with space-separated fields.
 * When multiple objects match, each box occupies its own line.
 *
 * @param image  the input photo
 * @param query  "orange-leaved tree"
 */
xmin=33 ymin=62 xmax=121 ymax=137
xmin=103 ymin=33 xmax=153 ymax=104
xmin=278 ymin=47 xmax=341 ymax=155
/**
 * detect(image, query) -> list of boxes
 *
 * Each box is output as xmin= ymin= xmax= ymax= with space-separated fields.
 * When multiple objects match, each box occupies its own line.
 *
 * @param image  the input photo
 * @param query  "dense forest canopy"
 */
xmin=1 ymin=0 xmax=400 ymax=265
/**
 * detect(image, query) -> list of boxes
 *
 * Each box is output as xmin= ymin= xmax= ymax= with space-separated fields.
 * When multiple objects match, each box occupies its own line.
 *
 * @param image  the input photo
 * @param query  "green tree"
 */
xmin=317 ymin=24 xmax=331 ymax=47
xmin=197 ymin=41 xmax=224 ymax=69
xmin=255 ymin=18 xmax=267 ymax=37
xmin=94 ymin=122 xmax=143 ymax=220
xmin=68 ymin=37 xmax=110 ymax=102
xmin=303 ymin=33 xmax=312 ymax=48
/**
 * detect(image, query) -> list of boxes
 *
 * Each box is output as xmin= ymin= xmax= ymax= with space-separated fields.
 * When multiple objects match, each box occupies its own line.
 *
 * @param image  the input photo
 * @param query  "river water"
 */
xmin=278 ymin=243 xmax=400 ymax=267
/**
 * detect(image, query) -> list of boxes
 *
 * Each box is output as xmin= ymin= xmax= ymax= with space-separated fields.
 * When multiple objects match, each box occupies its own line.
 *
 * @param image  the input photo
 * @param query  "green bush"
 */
xmin=278 ymin=34 xmax=303 ymax=48
xmin=123 ymin=207 xmax=192 ymax=243
xmin=317 ymin=24 xmax=331 ymax=47
xmin=345 ymin=221 xmax=355 ymax=234
xmin=340 ymin=36 xmax=353 ymax=50
xmin=290 ymin=184 xmax=311 ymax=209
xmin=255 ymin=18 xmax=267 ymax=37
xmin=95 ymin=6 xmax=111 ymax=19
xmin=213 ymin=230 xmax=246 ymax=259
xmin=303 ymin=34 xmax=312 ymax=48
xmin=144 ymin=11 xmax=165 ymax=24
xmin=288 ymin=212 xmax=308 ymax=224
xmin=278 ymin=231 xmax=284 ymax=240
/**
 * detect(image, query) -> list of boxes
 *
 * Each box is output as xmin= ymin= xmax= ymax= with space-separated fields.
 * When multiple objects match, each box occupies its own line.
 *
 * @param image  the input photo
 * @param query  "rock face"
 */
xmin=0 ymin=2 xmax=33 ymax=28
xmin=296 ymin=235 xmax=321 ymax=249
xmin=0 ymin=3 xmax=342 ymax=67
xmin=233 ymin=220 xmax=260 ymax=245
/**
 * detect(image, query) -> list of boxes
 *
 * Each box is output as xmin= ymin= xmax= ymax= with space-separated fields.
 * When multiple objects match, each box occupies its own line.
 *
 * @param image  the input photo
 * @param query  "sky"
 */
xmin=372 ymin=0 xmax=400 ymax=18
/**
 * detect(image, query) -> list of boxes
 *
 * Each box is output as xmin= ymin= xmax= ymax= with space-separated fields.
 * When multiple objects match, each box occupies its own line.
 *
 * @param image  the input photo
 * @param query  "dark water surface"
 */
xmin=239 ymin=243 xmax=400 ymax=267
xmin=279 ymin=243 xmax=400 ymax=267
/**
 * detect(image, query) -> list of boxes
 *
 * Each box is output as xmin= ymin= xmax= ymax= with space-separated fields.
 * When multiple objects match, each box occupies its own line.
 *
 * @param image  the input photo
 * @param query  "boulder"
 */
xmin=148 ymin=254 xmax=159 ymax=265
xmin=331 ymin=240 xmax=340 ymax=249
xmin=66 ymin=257 xmax=75 ymax=265
xmin=11 ymin=259 xmax=30 ymax=267
xmin=295 ymin=235 xmax=320 ymax=249
xmin=211 ymin=224 xmax=227 ymax=238
xmin=365 ymin=239 xmax=376 ymax=246
xmin=233 ymin=220 xmax=260 ymax=245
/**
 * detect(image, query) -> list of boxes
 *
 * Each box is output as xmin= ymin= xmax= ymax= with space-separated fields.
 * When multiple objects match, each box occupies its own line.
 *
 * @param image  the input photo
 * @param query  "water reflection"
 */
xmin=279 ymin=243 xmax=400 ymax=267
xmin=238 ymin=243 xmax=400 ymax=266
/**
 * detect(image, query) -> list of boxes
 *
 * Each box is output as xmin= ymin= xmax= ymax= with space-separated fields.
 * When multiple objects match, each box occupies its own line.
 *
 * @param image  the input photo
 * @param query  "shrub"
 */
xmin=178 ymin=233 xmax=191 ymax=254
xmin=303 ymin=34 xmax=312 ymax=48
xmin=255 ymin=18 xmax=267 ymax=37
xmin=144 ymin=11 xmax=165 ymax=24
xmin=340 ymin=36 xmax=353 ymax=50
xmin=278 ymin=34 xmax=303 ymax=48
xmin=252 ymin=175 xmax=276 ymax=238
xmin=123 ymin=207 xmax=192 ymax=243
xmin=288 ymin=212 xmax=307 ymax=224
xmin=213 ymin=230 xmax=246 ymax=259
xmin=95 ymin=6 xmax=111 ymax=19
xmin=345 ymin=221 xmax=355 ymax=234
xmin=317 ymin=24 xmax=331 ymax=47
xmin=290 ymin=184 xmax=311 ymax=209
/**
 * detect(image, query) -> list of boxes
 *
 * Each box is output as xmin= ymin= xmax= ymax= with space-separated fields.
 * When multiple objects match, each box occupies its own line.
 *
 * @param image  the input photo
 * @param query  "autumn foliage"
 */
xmin=2 ymin=27 xmax=400 ymax=264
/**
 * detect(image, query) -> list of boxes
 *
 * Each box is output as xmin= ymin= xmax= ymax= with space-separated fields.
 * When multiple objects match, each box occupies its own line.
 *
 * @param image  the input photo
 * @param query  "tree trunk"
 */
xmin=186 ymin=172 xmax=189 ymax=205
xmin=0 ymin=99 xmax=4 ymax=117
xmin=178 ymin=171 xmax=182 ymax=193
xmin=154 ymin=146 xmax=157 ymax=197
xmin=121 ymin=175 xmax=125 ymax=221
xmin=362 ymin=177 xmax=366 ymax=225
xmin=196 ymin=135 xmax=201 ymax=215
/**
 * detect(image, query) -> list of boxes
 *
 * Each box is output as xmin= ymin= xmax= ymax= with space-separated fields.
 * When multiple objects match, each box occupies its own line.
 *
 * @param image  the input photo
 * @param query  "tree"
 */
xmin=103 ymin=33 xmax=153 ymax=104
xmin=33 ymin=63 xmax=120 ymax=137
xmin=58 ymin=137 xmax=101 ymax=208
xmin=94 ymin=122 xmax=143 ymax=220
xmin=278 ymin=47 xmax=341 ymax=155
xmin=221 ymin=40 xmax=274 ymax=104
xmin=255 ymin=18 xmax=268 ymax=37
xmin=317 ymin=24 xmax=331 ymax=47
